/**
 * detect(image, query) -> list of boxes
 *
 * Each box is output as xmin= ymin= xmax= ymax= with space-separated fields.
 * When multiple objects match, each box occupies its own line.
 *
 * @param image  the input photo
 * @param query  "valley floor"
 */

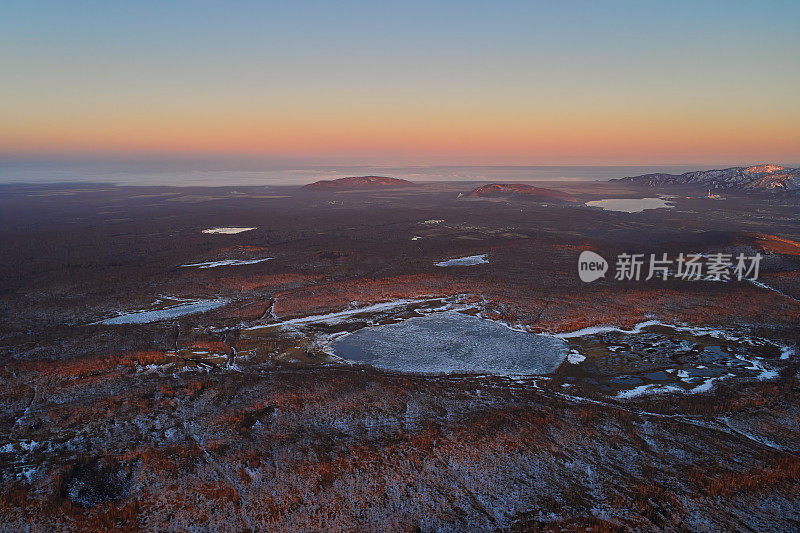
xmin=1 ymin=181 xmax=799 ymax=531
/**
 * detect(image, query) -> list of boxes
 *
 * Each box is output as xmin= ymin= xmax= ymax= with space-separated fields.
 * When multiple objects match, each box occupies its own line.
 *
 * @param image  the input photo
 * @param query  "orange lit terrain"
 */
xmin=1 ymin=179 xmax=799 ymax=530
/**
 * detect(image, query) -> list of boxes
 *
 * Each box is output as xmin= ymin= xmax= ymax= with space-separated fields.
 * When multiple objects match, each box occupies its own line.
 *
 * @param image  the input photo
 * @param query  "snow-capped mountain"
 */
xmin=617 ymin=165 xmax=800 ymax=193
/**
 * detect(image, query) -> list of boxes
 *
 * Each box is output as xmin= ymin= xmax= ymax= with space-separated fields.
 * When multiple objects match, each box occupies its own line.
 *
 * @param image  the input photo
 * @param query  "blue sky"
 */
xmin=1 ymin=1 xmax=798 ymax=164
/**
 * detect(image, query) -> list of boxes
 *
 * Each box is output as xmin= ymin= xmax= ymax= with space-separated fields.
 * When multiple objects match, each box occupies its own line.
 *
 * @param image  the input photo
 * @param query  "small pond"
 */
xmin=585 ymin=198 xmax=674 ymax=213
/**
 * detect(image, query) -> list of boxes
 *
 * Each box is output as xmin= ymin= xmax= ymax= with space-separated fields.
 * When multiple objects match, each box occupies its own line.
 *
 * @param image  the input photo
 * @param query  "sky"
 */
xmin=1 ymin=1 xmax=799 ymax=166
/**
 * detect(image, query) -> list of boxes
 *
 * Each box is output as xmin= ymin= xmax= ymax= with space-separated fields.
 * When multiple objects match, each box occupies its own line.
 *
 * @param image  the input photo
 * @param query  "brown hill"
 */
xmin=303 ymin=176 xmax=414 ymax=190
xmin=466 ymin=183 xmax=577 ymax=202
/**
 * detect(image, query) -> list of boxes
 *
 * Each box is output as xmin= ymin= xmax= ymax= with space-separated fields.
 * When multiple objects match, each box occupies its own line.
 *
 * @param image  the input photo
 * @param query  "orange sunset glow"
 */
xmin=3 ymin=108 xmax=798 ymax=165
xmin=1 ymin=2 xmax=798 ymax=165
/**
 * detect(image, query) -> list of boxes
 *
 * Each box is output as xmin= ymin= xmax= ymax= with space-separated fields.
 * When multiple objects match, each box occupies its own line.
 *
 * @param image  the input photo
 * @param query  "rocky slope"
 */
xmin=466 ymin=183 xmax=577 ymax=202
xmin=617 ymin=164 xmax=800 ymax=193
xmin=303 ymin=176 xmax=414 ymax=190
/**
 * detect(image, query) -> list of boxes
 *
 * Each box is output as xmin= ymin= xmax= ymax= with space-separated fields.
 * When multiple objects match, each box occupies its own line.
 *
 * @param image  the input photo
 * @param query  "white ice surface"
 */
xmin=748 ymin=279 xmax=800 ymax=303
xmin=248 ymin=299 xmax=430 ymax=330
xmin=98 ymin=298 xmax=228 ymax=325
xmin=567 ymin=351 xmax=586 ymax=364
xmin=585 ymin=198 xmax=674 ymax=213
xmin=333 ymin=311 xmax=568 ymax=376
xmin=180 ymin=258 xmax=272 ymax=269
xmin=202 ymin=227 xmax=256 ymax=234
xmin=435 ymin=254 xmax=489 ymax=267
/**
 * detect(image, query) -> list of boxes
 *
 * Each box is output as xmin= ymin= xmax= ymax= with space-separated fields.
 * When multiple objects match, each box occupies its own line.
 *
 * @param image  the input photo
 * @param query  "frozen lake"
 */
xmin=585 ymin=198 xmax=674 ymax=213
xmin=435 ymin=254 xmax=488 ymax=267
xmin=180 ymin=258 xmax=272 ymax=268
xmin=202 ymin=227 xmax=256 ymax=234
xmin=98 ymin=298 xmax=228 ymax=325
xmin=333 ymin=311 xmax=568 ymax=375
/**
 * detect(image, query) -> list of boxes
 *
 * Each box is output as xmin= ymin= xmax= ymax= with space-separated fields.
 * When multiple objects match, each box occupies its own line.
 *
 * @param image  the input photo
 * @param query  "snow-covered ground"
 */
xmin=435 ymin=254 xmax=489 ymax=267
xmin=557 ymin=320 xmax=791 ymax=399
xmin=201 ymin=227 xmax=257 ymax=234
xmin=554 ymin=320 xmax=663 ymax=339
xmin=180 ymin=258 xmax=272 ymax=269
xmin=253 ymin=298 xmax=791 ymax=399
xmin=748 ymin=278 xmax=800 ymax=304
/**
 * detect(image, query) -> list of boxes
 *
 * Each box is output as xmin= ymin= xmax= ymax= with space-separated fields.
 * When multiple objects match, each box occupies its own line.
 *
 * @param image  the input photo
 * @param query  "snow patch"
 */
xmin=555 ymin=320 xmax=662 ymax=339
xmin=567 ymin=351 xmax=586 ymax=364
xmin=616 ymin=384 xmax=682 ymax=399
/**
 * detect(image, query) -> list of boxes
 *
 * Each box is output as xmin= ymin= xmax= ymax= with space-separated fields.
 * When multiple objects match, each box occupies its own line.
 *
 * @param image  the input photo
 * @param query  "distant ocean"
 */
xmin=0 ymin=158 xmax=727 ymax=187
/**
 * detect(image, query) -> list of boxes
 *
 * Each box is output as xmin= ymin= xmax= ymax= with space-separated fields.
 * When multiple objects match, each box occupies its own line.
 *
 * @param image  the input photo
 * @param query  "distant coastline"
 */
xmin=0 ymin=159 xmax=751 ymax=187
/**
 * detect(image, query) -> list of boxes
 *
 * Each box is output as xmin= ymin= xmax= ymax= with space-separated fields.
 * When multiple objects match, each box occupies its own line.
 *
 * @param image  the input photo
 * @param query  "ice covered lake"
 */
xmin=180 ymin=258 xmax=272 ymax=269
xmin=202 ymin=227 xmax=256 ymax=234
xmin=435 ymin=254 xmax=489 ymax=267
xmin=97 ymin=298 xmax=228 ymax=325
xmin=332 ymin=311 xmax=568 ymax=375
xmin=585 ymin=198 xmax=674 ymax=213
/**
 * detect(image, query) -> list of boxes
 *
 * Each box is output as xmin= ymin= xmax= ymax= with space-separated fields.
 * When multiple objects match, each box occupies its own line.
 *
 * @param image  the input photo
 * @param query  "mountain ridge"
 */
xmin=616 ymin=164 xmax=800 ymax=193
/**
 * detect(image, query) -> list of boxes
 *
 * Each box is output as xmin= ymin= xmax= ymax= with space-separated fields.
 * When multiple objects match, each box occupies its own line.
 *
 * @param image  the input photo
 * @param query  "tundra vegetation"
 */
xmin=1 ymin=179 xmax=799 ymax=531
